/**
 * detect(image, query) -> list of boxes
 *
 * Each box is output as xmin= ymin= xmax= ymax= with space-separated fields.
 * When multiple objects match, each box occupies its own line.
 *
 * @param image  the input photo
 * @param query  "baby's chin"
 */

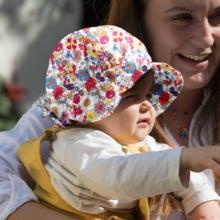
xmin=120 ymin=136 xmax=146 ymax=146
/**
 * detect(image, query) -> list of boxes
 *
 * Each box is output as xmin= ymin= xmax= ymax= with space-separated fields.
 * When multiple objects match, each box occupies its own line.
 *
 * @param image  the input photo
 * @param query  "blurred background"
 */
xmin=0 ymin=0 xmax=110 ymax=130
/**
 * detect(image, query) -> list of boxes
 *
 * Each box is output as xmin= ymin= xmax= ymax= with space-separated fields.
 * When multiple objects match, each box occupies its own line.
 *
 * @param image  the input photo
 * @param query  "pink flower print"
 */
xmin=90 ymin=65 xmax=98 ymax=72
xmin=106 ymin=89 xmax=115 ymax=99
xmin=73 ymin=106 xmax=83 ymax=117
xmin=57 ymin=63 xmax=64 ymax=72
xmin=54 ymin=42 xmax=63 ymax=52
xmin=163 ymin=79 xmax=172 ymax=86
xmin=100 ymin=35 xmax=109 ymax=44
xmin=49 ymin=54 xmax=55 ymax=65
xmin=53 ymin=86 xmax=63 ymax=99
xmin=113 ymin=37 xmax=123 ymax=43
xmin=159 ymin=92 xmax=170 ymax=105
xmin=101 ymin=64 xmax=108 ymax=72
xmin=131 ymin=70 xmax=142 ymax=82
xmin=125 ymin=36 xmax=133 ymax=47
xmin=155 ymin=64 xmax=161 ymax=71
xmin=72 ymin=94 xmax=80 ymax=104
xmin=85 ymin=77 xmax=97 ymax=92
xmin=95 ymin=102 xmax=105 ymax=113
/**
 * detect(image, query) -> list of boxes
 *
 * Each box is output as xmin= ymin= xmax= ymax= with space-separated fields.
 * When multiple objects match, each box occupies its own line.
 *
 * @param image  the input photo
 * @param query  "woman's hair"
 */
xmin=212 ymin=72 xmax=220 ymax=144
xmin=106 ymin=0 xmax=146 ymax=44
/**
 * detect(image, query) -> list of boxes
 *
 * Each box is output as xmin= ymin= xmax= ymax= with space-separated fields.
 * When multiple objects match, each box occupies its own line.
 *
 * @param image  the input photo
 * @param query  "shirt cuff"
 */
xmin=176 ymin=171 xmax=220 ymax=214
xmin=168 ymin=147 xmax=188 ymax=191
xmin=0 ymin=173 xmax=38 ymax=220
xmin=182 ymin=187 xmax=220 ymax=214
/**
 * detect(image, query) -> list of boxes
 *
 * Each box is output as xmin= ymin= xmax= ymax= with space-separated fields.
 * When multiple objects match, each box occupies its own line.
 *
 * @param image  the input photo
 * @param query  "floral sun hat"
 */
xmin=43 ymin=25 xmax=183 ymax=127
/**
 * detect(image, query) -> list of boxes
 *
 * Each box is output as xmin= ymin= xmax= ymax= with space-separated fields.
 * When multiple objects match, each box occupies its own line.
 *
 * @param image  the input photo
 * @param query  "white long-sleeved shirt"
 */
xmin=0 ymin=101 xmax=53 ymax=220
xmin=0 ymin=94 xmax=219 ymax=219
xmin=45 ymin=128 xmax=219 ymax=215
xmin=45 ymin=128 xmax=184 ymax=214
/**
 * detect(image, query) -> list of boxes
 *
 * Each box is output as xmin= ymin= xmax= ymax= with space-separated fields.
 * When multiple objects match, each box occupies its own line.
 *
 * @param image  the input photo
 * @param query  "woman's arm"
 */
xmin=0 ymin=98 xmax=55 ymax=219
xmin=7 ymin=202 xmax=76 ymax=220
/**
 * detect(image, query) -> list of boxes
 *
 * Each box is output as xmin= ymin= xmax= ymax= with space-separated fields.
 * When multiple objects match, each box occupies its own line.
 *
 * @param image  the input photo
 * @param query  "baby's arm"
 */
xmin=49 ymin=129 xmax=186 ymax=201
xmin=50 ymin=130 xmax=220 ymax=210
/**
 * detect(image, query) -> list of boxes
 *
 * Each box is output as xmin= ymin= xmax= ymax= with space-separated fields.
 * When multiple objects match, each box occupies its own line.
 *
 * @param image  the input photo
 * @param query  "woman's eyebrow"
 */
xmin=165 ymin=6 xmax=193 ymax=14
xmin=213 ymin=6 xmax=220 ymax=15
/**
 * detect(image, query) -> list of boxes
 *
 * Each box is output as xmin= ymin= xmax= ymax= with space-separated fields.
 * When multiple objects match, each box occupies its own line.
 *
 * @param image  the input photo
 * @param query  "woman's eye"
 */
xmin=210 ymin=10 xmax=220 ymax=26
xmin=171 ymin=13 xmax=193 ymax=24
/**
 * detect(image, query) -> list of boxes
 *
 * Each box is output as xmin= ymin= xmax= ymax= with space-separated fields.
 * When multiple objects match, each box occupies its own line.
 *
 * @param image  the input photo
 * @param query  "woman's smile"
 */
xmin=144 ymin=0 xmax=220 ymax=91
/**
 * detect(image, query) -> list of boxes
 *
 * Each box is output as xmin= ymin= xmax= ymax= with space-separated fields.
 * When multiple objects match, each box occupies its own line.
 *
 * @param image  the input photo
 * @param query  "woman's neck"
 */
xmin=160 ymin=89 xmax=204 ymax=146
xmin=167 ymin=89 xmax=203 ymax=114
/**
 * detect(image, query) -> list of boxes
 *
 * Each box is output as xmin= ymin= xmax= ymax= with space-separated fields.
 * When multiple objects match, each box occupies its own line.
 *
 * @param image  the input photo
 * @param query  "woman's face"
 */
xmin=144 ymin=0 xmax=220 ymax=91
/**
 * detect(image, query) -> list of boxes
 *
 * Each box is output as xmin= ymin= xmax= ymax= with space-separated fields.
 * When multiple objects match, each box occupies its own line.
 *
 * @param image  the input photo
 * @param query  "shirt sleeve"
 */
xmin=50 ymin=129 xmax=186 ymax=202
xmin=0 ymin=98 xmax=54 ymax=219
xmin=144 ymin=136 xmax=220 ymax=214
xmin=175 ymin=171 xmax=220 ymax=214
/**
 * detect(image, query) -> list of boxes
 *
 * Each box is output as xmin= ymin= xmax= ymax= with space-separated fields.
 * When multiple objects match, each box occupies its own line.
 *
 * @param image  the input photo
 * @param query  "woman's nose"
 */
xmin=190 ymin=19 xmax=214 ymax=49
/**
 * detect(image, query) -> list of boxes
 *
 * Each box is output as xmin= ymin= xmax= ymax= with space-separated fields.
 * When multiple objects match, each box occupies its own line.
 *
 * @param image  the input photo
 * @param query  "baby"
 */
xmin=17 ymin=25 xmax=220 ymax=220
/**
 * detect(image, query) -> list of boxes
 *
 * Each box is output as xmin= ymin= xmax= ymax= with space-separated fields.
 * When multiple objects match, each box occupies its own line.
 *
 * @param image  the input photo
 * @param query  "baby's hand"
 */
xmin=189 ymin=200 xmax=220 ymax=220
xmin=180 ymin=146 xmax=220 ymax=178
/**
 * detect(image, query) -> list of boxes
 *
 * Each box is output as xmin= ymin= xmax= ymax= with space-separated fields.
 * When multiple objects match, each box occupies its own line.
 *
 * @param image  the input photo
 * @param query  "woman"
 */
xmin=1 ymin=0 xmax=220 ymax=219
xmin=108 ymin=0 xmax=220 ymax=218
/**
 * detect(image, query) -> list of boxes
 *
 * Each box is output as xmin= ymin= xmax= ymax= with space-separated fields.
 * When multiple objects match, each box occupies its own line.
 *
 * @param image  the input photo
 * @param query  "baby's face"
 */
xmin=91 ymin=72 xmax=156 ymax=145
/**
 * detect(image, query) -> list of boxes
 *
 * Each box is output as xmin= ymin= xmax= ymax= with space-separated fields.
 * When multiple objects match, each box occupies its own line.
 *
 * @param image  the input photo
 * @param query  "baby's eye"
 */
xmin=122 ymin=94 xmax=137 ymax=101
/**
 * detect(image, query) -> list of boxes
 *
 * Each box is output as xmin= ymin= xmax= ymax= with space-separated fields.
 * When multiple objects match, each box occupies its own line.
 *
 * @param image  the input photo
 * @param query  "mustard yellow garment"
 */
xmin=17 ymin=128 xmax=149 ymax=220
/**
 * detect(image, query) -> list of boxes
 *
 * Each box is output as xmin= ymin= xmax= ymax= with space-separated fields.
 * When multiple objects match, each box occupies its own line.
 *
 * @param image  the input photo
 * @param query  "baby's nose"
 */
xmin=140 ymin=100 xmax=152 ymax=113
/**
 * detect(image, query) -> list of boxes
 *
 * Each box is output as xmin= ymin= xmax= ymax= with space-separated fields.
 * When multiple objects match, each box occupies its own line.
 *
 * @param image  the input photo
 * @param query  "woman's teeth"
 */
xmin=180 ymin=54 xmax=209 ymax=61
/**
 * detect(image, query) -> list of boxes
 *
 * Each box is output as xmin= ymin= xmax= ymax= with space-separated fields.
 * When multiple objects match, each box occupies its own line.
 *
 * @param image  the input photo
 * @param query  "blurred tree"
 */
xmin=0 ymin=76 xmax=24 ymax=130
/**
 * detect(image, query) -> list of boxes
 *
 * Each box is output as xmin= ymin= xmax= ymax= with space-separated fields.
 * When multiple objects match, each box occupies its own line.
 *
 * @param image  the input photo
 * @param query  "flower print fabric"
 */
xmin=43 ymin=25 xmax=184 ymax=127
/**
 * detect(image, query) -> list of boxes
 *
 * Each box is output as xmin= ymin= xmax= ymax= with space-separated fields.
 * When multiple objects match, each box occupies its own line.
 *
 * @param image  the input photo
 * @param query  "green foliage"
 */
xmin=0 ymin=79 xmax=23 ymax=131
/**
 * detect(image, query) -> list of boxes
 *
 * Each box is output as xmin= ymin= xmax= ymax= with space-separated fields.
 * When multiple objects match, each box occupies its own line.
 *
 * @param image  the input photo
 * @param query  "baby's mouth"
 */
xmin=137 ymin=118 xmax=150 ymax=127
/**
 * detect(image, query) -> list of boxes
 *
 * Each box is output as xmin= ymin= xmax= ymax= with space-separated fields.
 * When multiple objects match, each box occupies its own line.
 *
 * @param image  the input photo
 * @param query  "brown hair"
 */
xmin=106 ymin=0 xmax=146 ymax=44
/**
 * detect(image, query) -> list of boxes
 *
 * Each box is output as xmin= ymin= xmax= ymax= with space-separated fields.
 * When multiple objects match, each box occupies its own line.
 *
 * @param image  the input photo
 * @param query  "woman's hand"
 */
xmin=180 ymin=146 xmax=220 ymax=182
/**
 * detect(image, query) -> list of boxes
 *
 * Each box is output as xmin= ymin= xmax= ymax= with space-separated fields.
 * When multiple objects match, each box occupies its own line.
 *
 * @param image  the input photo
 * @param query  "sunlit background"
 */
xmin=0 ymin=0 xmax=109 ymax=130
